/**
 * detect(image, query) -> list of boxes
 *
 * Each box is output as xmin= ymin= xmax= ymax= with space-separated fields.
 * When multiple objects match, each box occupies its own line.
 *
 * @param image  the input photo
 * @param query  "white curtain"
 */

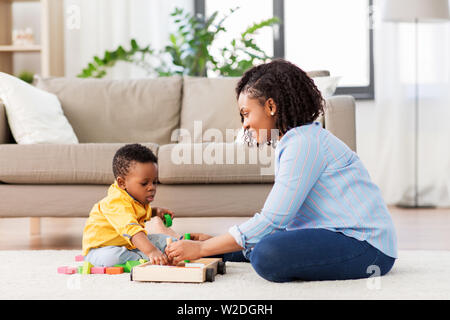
xmin=371 ymin=1 xmax=450 ymax=207
xmin=64 ymin=0 xmax=193 ymax=78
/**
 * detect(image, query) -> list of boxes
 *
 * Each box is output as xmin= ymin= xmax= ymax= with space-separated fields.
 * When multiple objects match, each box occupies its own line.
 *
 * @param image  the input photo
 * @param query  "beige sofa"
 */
xmin=0 ymin=74 xmax=356 ymax=236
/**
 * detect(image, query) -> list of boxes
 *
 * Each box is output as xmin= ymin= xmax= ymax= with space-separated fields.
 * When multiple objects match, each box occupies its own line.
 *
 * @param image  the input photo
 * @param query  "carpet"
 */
xmin=1 ymin=249 xmax=449 ymax=300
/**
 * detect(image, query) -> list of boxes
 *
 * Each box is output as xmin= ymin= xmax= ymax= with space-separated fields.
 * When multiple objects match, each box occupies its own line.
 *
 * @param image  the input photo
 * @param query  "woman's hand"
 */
xmin=189 ymin=233 xmax=214 ymax=241
xmin=165 ymin=240 xmax=203 ymax=265
xmin=166 ymin=233 xmax=244 ymax=265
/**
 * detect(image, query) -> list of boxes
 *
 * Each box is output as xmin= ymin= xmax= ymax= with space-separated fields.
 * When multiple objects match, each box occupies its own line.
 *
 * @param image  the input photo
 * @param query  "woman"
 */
xmin=166 ymin=59 xmax=397 ymax=282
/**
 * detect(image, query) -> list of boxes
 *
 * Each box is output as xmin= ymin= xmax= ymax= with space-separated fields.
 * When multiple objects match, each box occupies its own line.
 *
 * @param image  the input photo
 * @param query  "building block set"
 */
xmin=130 ymin=237 xmax=226 ymax=283
xmin=57 ymin=255 xmax=147 ymax=275
xmin=131 ymin=257 xmax=226 ymax=283
xmin=57 ymin=234 xmax=226 ymax=282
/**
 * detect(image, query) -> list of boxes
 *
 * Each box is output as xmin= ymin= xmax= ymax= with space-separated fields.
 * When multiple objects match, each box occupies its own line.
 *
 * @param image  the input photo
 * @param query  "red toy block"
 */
xmin=75 ymin=255 xmax=84 ymax=262
xmin=106 ymin=267 xmax=123 ymax=275
xmin=91 ymin=267 xmax=106 ymax=274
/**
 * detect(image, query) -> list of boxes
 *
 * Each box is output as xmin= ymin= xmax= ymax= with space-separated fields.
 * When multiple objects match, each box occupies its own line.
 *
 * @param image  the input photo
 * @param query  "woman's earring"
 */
xmin=270 ymin=111 xmax=275 ymax=116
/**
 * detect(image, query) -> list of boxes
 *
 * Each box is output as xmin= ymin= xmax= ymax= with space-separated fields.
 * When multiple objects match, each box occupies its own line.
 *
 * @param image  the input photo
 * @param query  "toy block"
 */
xmin=75 ymin=255 xmax=84 ymax=262
xmin=58 ymin=266 xmax=77 ymax=274
xmin=114 ymin=264 xmax=128 ymax=273
xmin=90 ymin=267 xmax=106 ymax=274
xmin=139 ymin=259 xmax=148 ymax=264
xmin=106 ymin=267 xmax=123 ymax=274
xmin=185 ymin=263 xmax=205 ymax=268
xmin=184 ymin=233 xmax=191 ymax=263
xmin=77 ymin=266 xmax=83 ymax=274
xmin=164 ymin=213 xmax=172 ymax=227
xmin=57 ymin=266 xmax=68 ymax=274
xmin=65 ymin=267 xmax=77 ymax=275
xmin=124 ymin=260 xmax=141 ymax=273
xmin=82 ymin=261 xmax=93 ymax=274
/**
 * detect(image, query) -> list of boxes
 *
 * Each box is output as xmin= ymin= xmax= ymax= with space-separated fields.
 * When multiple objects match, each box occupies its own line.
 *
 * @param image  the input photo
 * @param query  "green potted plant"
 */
xmin=17 ymin=70 xmax=34 ymax=84
xmin=78 ymin=7 xmax=280 ymax=78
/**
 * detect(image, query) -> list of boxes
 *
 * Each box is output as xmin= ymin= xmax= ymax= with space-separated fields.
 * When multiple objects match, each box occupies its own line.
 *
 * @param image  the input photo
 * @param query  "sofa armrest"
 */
xmin=0 ymin=100 xmax=13 ymax=144
xmin=324 ymin=95 xmax=356 ymax=152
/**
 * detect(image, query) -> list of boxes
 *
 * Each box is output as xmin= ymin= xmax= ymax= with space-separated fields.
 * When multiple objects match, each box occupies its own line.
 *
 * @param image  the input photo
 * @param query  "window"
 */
xmin=196 ymin=0 xmax=374 ymax=99
xmin=204 ymin=0 xmax=274 ymax=57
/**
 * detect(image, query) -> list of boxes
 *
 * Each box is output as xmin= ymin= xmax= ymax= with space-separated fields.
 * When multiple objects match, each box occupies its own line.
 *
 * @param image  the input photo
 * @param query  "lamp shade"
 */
xmin=382 ymin=0 xmax=450 ymax=22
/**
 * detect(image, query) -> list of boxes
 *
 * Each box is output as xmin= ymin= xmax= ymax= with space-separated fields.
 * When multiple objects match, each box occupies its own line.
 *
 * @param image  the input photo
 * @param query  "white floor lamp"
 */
xmin=382 ymin=0 xmax=450 ymax=208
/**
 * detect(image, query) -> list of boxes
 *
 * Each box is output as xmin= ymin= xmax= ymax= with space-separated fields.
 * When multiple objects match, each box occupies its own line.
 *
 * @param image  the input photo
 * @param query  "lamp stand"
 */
xmin=397 ymin=18 xmax=435 ymax=209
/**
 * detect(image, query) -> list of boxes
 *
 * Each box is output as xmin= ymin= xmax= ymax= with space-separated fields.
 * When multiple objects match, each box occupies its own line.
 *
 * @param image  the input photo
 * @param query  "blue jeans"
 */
xmin=85 ymin=234 xmax=177 ymax=267
xmin=222 ymin=228 xmax=396 ymax=283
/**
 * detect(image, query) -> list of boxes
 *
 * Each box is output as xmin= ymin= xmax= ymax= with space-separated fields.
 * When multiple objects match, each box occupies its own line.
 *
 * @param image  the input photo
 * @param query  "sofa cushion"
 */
xmin=0 ymin=143 xmax=158 ymax=184
xmin=178 ymin=76 xmax=242 ymax=143
xmin=178 ymin=72 xmax=332 ymax=144
xmin=324 ymin=95 xmax=356 ymax=152
xmin=0 ymin=184 xmax=271 ymax=218
xmin=158 ymin=143 xmax=274 ymax=184
xmin=34 ymin=76 xmax=182 ymax=145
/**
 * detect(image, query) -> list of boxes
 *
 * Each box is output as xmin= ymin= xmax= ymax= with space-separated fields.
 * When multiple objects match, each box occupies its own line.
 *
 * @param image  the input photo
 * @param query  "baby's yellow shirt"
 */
xmin=82 ymin=181 xmax=152 ymax=256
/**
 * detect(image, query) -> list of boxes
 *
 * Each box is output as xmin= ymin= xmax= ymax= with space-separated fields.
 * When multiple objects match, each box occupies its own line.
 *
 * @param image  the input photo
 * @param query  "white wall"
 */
xmin=10 ymin=0 xmax=195 ymax=77
xmin=355 ymin=100 xmax=378 ymax=179
xmin=64 ymin=0 xmax=194 ymax=78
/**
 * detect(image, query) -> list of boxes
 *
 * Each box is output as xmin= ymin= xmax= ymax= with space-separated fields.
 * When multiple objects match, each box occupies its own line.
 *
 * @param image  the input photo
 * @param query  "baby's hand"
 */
xmin=153 ymin=207 xmax=174 ymax=221
xmin=147 ymin=248 xmax=169 ymax=265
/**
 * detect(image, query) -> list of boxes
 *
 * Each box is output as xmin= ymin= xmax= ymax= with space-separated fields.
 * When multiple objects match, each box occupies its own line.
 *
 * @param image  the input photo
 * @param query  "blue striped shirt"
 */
xmin=229 ymin=122 xmax=398 ymax=259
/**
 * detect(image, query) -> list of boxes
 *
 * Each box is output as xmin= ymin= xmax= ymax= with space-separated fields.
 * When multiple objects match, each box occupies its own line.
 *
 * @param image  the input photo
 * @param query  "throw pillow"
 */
xmin=312 ymin=76 xmax=341 ymax=98
xmin=0 ymin=72 xmax=78 ymax=144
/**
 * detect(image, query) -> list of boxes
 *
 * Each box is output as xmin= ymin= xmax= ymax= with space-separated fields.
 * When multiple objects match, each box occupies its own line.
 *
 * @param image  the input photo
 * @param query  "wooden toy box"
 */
xmin=131 ymin=258 xmax=226 ymax=283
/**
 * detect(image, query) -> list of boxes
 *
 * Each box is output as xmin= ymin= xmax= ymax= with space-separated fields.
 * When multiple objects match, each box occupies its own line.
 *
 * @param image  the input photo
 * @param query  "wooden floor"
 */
xmin=0 ymin=206 xmax=449 ymax=251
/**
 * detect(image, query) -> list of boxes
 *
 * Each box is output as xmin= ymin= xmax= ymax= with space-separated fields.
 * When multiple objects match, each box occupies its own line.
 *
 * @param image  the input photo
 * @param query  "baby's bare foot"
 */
xmin=148 ymin=216 xmax=179 ymax=238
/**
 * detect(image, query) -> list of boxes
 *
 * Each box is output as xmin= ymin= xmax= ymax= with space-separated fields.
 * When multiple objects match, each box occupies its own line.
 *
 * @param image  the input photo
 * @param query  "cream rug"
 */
xmin=1 ymin=249 xmax=449 ymax=300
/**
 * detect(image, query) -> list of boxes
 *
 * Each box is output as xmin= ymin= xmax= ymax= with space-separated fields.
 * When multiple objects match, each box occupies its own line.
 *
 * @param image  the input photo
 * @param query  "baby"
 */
xmin=82 ymin=143 xmax=180 ymax=266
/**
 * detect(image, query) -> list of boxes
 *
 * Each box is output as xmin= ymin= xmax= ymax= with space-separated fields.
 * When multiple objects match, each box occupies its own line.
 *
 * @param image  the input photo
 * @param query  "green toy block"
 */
xmin=77 ymin=266 xmax=83 ymax=274
xmin=184 ymin=233 xmax=191 ymax=263
xmin=125 ymin=260 xmax=141 ymax=273
xmin=164 ymin=214 xmax=172 ymax=227
xmin=139 ymin=259 xmax=148 ymax=264
xmin=113 ymin=261 xmax=140 ymax=273
xmin=82 ymin=261 xmax=93 ymax=274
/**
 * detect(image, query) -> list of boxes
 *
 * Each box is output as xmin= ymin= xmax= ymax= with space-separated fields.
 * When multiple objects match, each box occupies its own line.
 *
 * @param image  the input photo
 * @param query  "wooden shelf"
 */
xmin=0 ymin=0 xmax=40 ymax=3
xmin=0 ymin=0 xmax=64 ymax=76
xmin=0 ymin=45 xmax=41 ymax=52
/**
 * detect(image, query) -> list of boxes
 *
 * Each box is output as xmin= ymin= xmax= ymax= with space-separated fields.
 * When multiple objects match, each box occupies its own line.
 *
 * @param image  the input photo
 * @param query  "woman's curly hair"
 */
xmin=236 ymin=59 xmax=325 ymax=142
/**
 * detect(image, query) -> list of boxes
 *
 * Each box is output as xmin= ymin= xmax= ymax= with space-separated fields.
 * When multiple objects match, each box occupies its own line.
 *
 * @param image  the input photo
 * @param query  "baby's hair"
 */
xmin=236 ymin=58 xmax=325 ymax=137
xmin=112 ymin=143 xmax=158 ymax=179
